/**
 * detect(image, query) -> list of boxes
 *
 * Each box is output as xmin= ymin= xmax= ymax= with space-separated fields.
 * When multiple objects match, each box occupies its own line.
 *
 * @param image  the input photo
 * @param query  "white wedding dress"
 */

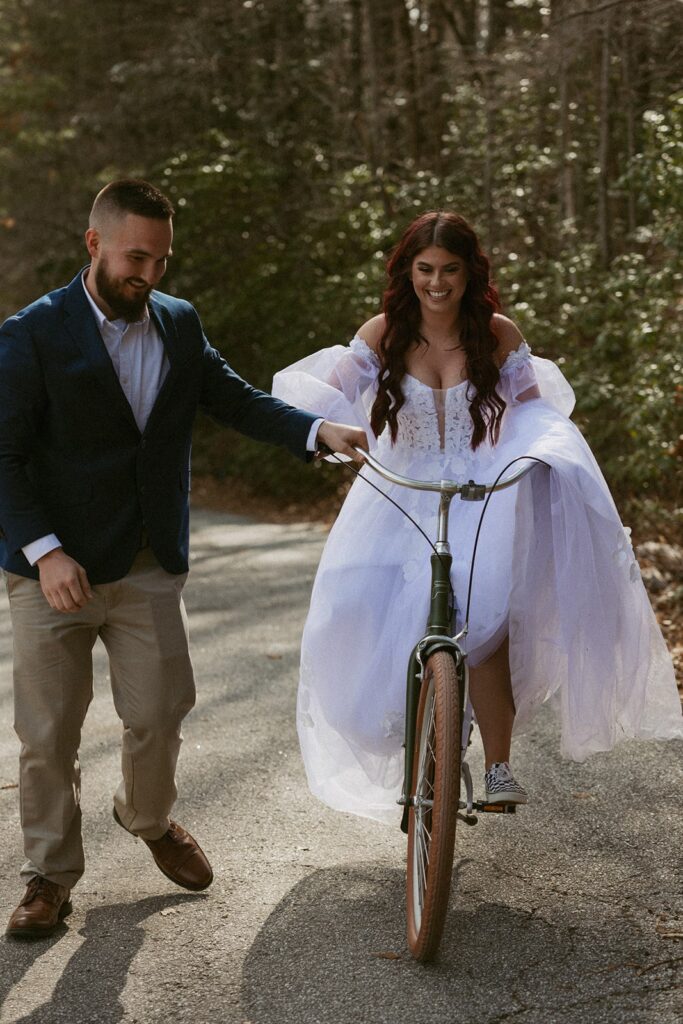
xmin=273 ymin=337 xmax=683 ymax=823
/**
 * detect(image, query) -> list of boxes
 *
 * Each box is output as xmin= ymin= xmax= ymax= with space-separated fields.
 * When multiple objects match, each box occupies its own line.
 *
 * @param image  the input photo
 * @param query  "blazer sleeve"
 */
xmin=197 ymin=325 xmax=319 ymax=462
xmin=0 ymin=317 xmax=55 ymax=552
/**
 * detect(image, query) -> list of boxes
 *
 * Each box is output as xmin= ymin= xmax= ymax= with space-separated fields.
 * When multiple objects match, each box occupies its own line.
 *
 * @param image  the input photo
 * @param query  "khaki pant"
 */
xmin=6 ymin=547 xmax=196 ymax=889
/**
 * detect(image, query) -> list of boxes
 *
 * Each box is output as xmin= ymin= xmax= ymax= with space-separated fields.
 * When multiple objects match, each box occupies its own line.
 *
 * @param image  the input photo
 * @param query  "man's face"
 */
xmin=86 ymin=213 xmax=173 ymax=321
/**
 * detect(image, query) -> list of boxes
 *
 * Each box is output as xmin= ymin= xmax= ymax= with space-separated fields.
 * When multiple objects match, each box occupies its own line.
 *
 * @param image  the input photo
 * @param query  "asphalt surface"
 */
xmin=0 ymin=506 xmax=681 ymax=1024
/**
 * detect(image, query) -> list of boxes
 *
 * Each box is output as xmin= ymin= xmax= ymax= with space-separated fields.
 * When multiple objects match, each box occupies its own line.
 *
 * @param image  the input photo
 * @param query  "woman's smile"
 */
xmin=411 ymin=246 xmax=468 ymax=314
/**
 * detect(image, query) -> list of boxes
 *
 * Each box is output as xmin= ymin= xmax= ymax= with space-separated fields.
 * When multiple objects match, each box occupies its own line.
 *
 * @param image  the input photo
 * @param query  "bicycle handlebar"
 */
xmin=352 ymin=445 xmax=535 ymax=497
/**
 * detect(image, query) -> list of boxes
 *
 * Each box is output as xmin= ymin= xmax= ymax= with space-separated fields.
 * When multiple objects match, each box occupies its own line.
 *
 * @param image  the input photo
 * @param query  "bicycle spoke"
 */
xmin=418 ymin=815 xmax=430 ymax=851
xmin=417 ymin=844 xmax=426 ymax=897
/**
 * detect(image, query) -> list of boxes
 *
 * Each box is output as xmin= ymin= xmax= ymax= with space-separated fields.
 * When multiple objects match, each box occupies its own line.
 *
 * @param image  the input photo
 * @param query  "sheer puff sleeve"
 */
xmin=499 ymin=340 xmax=576 ymax=418
xmin=272 ymin=335 xmax=380 ymax=445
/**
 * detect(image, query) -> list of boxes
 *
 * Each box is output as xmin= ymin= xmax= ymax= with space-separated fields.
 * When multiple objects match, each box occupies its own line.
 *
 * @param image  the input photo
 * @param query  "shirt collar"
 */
xmin=81 ymin=269 xmax=150 ymax=332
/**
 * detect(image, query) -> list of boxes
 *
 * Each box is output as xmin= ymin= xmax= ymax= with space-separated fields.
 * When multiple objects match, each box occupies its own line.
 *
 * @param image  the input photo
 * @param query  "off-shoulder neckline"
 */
xmin=350 ymin=335 xmax=531 ymax=393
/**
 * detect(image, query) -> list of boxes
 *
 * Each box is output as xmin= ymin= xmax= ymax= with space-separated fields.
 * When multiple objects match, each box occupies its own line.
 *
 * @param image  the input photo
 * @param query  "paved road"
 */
xmin=0 ymin=508 xmax=681 ymax=1024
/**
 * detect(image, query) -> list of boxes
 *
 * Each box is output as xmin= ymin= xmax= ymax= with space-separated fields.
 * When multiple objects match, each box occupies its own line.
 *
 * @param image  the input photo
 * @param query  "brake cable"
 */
xmin=319 ymin=447 xmax=551 ymax=633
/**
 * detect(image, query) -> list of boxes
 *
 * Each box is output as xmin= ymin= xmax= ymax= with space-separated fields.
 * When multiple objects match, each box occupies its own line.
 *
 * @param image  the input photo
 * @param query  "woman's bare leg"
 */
xmin=468 ymin=636 xmax=515 ymax=770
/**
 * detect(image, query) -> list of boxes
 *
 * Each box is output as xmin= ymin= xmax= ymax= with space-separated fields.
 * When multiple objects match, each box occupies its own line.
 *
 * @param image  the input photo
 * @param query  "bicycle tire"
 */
xmin=406 ymin=649 xmax=462 ymax=961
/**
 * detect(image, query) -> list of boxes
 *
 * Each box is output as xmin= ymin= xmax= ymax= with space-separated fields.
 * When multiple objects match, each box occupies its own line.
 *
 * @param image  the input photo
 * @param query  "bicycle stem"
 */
xmin=435 ymin=490 xmax=453 ymax=551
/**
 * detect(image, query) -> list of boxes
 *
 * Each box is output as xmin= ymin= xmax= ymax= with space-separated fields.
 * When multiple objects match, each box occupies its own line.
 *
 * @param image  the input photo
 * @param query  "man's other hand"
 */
xmin=316 ymin=421 xmax=368 ymax=463
xmin=37 ymin=548 xmax=95 ymax=613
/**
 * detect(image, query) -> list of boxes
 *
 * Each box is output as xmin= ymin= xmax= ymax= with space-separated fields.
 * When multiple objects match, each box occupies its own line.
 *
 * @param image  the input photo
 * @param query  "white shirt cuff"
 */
xmin=306 ymin=418 xmax=325 ymax=452
xmin=22 ymin=534 xmax=62 ymax=566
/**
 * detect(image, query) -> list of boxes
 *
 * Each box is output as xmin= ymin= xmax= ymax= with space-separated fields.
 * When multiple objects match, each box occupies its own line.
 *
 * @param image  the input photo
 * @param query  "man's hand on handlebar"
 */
xmin=315 ymin=421 xmax=368 ymax=463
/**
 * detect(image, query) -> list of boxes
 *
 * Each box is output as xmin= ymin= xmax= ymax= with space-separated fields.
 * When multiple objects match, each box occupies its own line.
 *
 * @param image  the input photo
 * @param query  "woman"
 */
xmin=273 ymin=211 xmax=682 ymax=824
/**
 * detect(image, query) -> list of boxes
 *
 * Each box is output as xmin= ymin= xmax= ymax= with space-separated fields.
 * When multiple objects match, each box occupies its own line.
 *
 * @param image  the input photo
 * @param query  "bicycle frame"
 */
xmin=398 ymin=491 xmax=465 ymax=833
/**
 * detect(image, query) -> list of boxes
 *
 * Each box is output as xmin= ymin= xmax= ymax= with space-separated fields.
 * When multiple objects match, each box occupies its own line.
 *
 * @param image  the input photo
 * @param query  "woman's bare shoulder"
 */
xmin=491 ymin=313 xmax=525 ymax=366
xmin=356 ymin=314 xmax=386 ymax=352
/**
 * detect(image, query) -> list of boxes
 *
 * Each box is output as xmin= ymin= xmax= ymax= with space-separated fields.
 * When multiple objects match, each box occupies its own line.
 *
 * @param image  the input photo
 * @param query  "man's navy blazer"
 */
xmin=0 ymin=271 xmax=318 ymax=583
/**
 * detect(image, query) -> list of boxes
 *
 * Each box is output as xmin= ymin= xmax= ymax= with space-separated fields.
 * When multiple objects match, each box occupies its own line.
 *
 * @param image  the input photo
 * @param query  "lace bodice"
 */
xmin=349 ymin=335 xmax=535 ymax=456
xmin=395 ymin=376 xmax=474 ymax=453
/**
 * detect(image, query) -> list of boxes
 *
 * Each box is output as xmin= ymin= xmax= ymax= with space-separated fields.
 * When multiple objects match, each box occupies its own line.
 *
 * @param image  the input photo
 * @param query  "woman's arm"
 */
xmin=492 ymin=314 xmax=541 ymax=402
xmin=356 ymin=313 xmax=386 ymax=353
xmin=491 ymin=313 xmax=525 ymax=365
xmin=272 ymin=329 xmax=381 ymax=443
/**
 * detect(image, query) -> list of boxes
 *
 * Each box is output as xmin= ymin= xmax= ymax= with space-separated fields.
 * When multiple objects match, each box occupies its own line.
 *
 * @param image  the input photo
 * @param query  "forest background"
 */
xmin=0 ymin=0 xmax=681 ymax=540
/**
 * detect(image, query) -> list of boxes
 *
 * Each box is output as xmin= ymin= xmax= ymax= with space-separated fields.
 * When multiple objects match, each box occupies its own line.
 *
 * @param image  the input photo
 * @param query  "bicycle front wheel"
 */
xmin=406 ymin=649 xmax=462 ymax=961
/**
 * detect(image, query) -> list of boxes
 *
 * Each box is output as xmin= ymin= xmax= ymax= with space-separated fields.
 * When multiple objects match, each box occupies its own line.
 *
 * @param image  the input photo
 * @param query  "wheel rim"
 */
xmin=410 ymin=673 xmax=436 ymax=933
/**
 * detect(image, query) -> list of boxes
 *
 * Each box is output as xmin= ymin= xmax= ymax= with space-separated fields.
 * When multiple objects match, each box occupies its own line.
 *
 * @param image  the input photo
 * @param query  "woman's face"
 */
xmin=410 ymin=245 xmax=468 ymax=317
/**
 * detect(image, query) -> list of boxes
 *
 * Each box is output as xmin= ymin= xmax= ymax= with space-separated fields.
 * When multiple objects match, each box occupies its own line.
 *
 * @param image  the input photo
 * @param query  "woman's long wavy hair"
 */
xmin=370 ymin=211 xmax=505 ymax=449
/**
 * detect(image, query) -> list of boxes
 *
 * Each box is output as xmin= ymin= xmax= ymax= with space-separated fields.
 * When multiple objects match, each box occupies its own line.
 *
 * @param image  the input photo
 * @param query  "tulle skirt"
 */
xmin=296 ymin=400 xmax=683 ymax=823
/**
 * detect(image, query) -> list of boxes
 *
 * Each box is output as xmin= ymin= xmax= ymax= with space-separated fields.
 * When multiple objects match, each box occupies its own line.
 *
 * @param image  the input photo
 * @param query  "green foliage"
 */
xmin=168 ymin=90 xmax=683 ymax=508
xmin=155 ymin=141 xmax=379 ymax=500
xmin=496 ymin=93 xmax=683 ymax=511
xmin=0 ymin=2 xmax=680 ymax=518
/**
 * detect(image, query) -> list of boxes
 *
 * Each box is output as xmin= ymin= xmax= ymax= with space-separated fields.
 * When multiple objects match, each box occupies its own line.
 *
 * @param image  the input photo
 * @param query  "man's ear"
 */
xmin=84 ymin=227 xmax=100 ymax=260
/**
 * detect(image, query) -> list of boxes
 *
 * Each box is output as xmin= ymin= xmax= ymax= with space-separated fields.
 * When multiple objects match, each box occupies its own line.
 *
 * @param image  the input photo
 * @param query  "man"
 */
xmin=0 ymin=179 xmax=366 ymax=938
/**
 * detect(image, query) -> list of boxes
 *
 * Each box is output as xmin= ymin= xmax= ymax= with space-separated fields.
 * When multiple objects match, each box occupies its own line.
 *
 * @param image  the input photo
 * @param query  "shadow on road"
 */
xmin=1 ymin=892 xmax=205 ymax=1023
xmin=241 ymin=863 xmax=680 ymax=1024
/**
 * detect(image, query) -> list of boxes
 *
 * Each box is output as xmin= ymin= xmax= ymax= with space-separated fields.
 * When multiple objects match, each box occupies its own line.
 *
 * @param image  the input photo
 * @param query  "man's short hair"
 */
xmin=90 ymin=179 xmax=175 ymax=228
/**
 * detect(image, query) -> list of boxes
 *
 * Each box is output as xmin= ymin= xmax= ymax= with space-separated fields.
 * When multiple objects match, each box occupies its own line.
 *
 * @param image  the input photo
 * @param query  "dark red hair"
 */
xmin=370 ymin=211 xmax=505 ymax=449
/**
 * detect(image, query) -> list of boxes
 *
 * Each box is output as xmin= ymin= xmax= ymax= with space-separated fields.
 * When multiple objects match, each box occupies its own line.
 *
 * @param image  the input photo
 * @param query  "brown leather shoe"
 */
xmin=6 ymin=876 xmax=72 ymax=939
xmin=114 ymin=810 xmax=213 ymax=892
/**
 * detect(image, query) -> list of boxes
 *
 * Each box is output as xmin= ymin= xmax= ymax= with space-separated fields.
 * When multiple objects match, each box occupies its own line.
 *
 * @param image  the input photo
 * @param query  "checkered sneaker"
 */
xmin=484 ymin=761 xmax=528 ymax=804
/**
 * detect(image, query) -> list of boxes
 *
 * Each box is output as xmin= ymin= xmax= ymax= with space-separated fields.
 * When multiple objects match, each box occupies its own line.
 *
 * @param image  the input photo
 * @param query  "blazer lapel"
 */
xmin=144 ymin=296 xmax=188 ymax=433
xmin=63 ymin=271 xmax=140 ymax=435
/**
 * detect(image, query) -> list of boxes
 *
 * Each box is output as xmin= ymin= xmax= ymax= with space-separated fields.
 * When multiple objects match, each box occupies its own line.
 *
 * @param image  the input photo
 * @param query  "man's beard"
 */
xmin=94 ymin=259 xmax=151 ymax=322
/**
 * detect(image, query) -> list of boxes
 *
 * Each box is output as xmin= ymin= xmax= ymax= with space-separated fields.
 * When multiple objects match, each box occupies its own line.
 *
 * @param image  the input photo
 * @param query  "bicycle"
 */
xmin=335 ymin=444 xmax=538 ymax=962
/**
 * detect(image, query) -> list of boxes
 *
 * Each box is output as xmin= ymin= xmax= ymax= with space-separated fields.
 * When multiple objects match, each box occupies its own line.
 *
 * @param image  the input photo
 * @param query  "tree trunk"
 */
xmin=395 ymin=0 xmax=422 ymax=163
xmin=349 ymin=0 xmax=365 ymax=147
xmin=621 ymin=0 xmax=638 ymax=236
xmin=597 ymin=8 xmax=613 ymax=267
xmin=554 ymin=0 xmax=575 ymax=226
xmin=364 ymin=0 xmax=387 ymax=171
xmin=481 ymin=1 xmax=497 ymax=250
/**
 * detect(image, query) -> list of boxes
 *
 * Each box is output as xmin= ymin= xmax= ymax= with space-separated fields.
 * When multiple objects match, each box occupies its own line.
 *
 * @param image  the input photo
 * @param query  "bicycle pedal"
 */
xmin=457 ymin=812 xmax=478 ymax=826
xmin=480 ymin=801 xmax=517 ymax=814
